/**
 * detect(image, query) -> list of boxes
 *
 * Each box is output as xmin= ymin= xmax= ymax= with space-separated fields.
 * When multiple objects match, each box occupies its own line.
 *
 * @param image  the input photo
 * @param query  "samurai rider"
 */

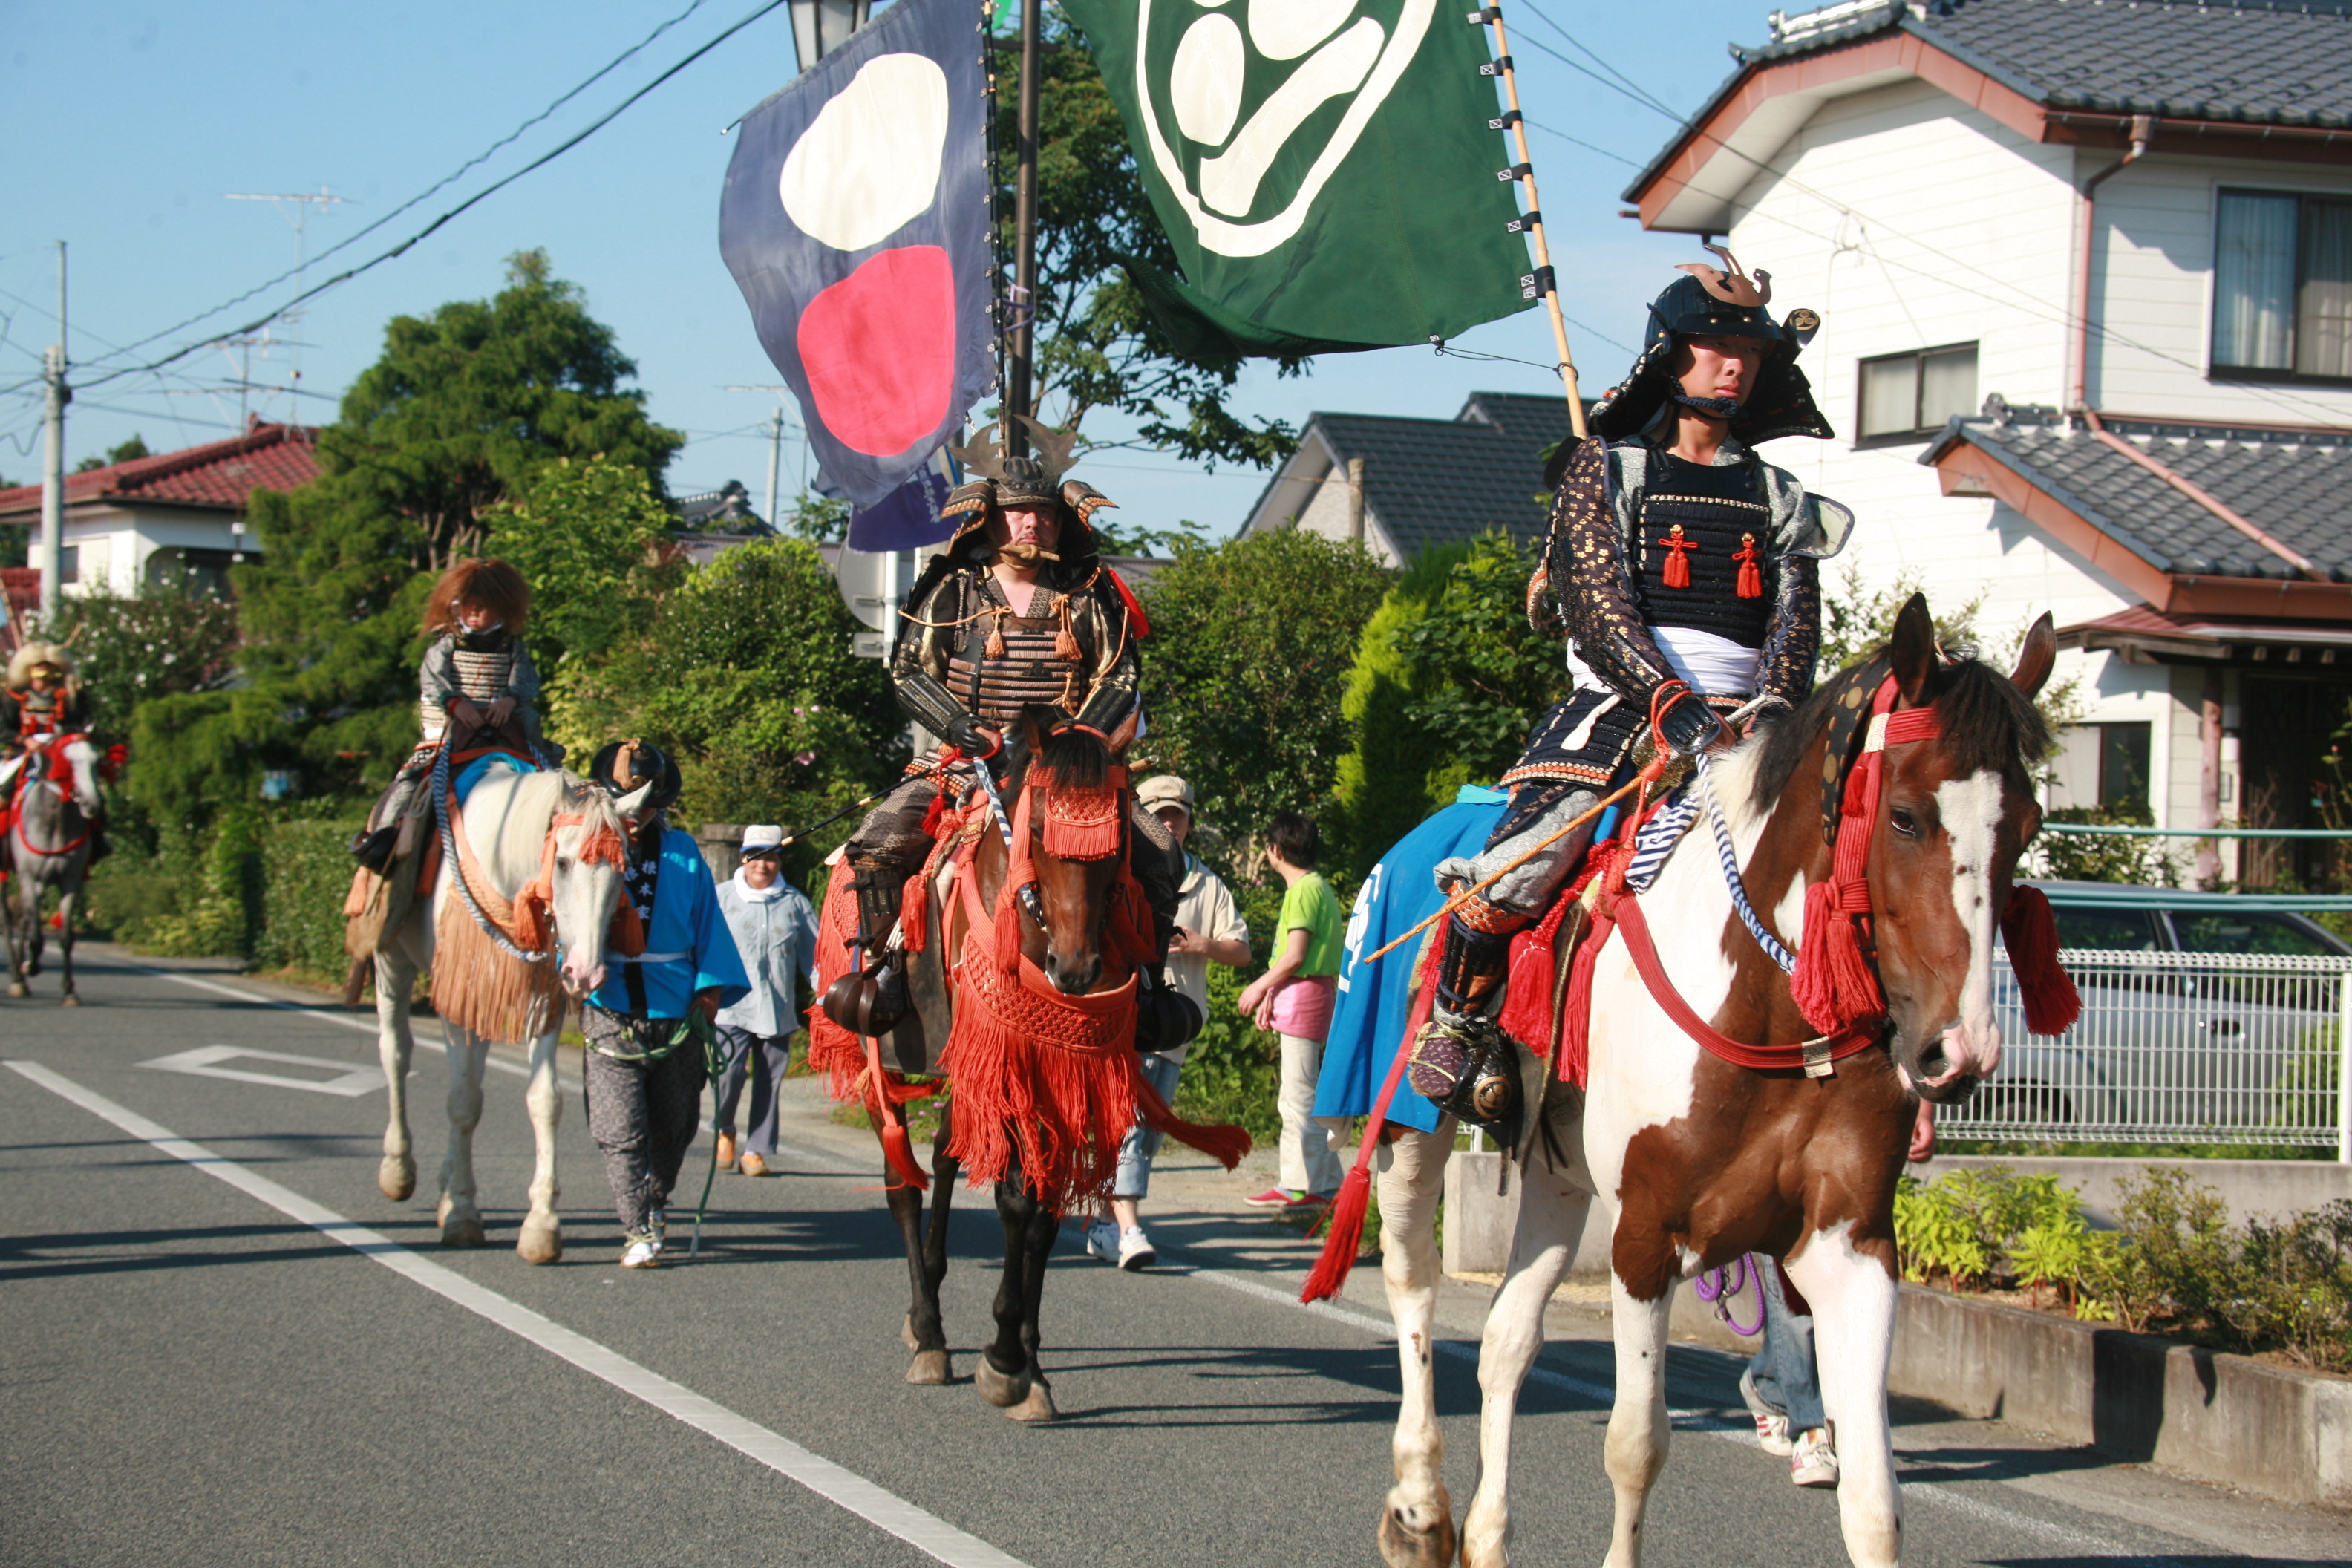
xmin=1413 ymin=249 xmax=1856 ymax=1132
xmin=0 ymin=639 xmax=108 ymax=861
xmin=835 ymin=419 xmax=1185 ymax=1030
xmin=353 ymin=558 xmax=564 ymax=872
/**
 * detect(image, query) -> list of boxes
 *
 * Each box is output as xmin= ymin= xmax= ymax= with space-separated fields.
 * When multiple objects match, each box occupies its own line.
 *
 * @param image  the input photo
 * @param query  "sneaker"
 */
xmin=1116 ymin=1226 xmax=1157 ymax=1271
xmin=621 ymin=1232 xmax=662 ymax=1270
xmin=1740 ymin=1368 xmax=1794 ymax=1456
xmin=1244 ymin=1188 xmax=1304 ymax=1208
xmin=1085 ymin=1220 xmax=1120 ymax=1263
xmin=1790 ymin=1425 xmax=1838 ymax=1488
xmin=739 ymin=1152 xmax=771 ymax=1177
xmin=1288 ymin=1190 xmax=1334 ymax=1209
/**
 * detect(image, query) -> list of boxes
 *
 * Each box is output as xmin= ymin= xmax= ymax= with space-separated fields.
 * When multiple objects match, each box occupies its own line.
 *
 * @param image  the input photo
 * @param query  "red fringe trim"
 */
xmin=2000 ymin=885 xmax=2080 ymax=1036
xmin=807 ymin=858 xmax=867 ymax=1102
xmin=1497 ymin=889 xmax=1576 ymax=1056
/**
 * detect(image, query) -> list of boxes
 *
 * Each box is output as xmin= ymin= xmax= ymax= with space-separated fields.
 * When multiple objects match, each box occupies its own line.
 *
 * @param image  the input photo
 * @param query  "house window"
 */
xmin=57 ymin=546 xmax=77 ymax=585
xmin=2048 ymin=720 xmax=2153 ymax=813
xmin=2212 ymin=189 xmax=2352 ymax=382
xmin=1855 ymin=342 xmax=1978 ymax=445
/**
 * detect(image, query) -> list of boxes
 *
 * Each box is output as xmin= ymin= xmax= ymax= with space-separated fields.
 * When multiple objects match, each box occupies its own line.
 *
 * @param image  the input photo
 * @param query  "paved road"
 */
xmin=2 ymin=948 xmax=2345 ymax=1568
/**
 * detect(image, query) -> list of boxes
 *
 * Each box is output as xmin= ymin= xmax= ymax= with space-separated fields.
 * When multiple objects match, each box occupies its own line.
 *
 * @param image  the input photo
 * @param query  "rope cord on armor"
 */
xmin=967 ymin=745 xmax=1048 ymax=930
xmin=1695 ymin=751 xmax=1797 ymax=975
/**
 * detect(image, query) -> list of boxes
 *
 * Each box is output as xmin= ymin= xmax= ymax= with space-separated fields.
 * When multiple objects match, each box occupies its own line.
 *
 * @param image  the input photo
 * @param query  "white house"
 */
xmin=0 ymin=419 xmax=318 ymax=599
xmin=1617 ymin=0 xmax=2352 ymax=888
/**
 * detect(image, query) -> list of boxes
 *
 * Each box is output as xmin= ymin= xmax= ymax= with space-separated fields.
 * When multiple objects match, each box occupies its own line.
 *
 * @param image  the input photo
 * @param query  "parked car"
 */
xmin=1948 ymin=882 xmax=2349 ymax=1143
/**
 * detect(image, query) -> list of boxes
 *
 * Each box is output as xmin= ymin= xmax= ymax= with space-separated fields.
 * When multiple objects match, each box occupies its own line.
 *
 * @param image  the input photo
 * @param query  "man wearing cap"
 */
xmin=710 ymin=825 xmax=820 ymax=1179
xmin=580 ymin=740 xmax=751 ymax=1268
xmin=1085 ymin=774 xmax=1250 ymax=1270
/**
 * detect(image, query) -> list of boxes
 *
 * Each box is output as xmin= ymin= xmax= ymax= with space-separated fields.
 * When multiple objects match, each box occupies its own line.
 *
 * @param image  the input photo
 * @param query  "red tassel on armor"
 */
xmin=900 ymin=869 xmax=930 ymax=956
xmin=1790 ymin=881 xmax=1880 ymax=1035
xmin=2000 ymin=885 xmax=2080 ymax=1036
xmin=1735 ymin=532 xmax=1763 ymax=599
xmin=1659 ymin=523 xmax=1693 ymax=589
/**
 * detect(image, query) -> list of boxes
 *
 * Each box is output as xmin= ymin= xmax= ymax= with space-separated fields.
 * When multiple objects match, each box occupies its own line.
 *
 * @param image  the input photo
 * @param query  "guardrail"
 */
xmin=1942 ymin=949 xmax=2352 ymax=1156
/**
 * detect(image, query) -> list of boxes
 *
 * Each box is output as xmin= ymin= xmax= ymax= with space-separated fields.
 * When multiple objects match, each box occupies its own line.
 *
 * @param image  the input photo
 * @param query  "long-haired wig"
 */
xmin=424 ymin=558 xmax=531 ymax=637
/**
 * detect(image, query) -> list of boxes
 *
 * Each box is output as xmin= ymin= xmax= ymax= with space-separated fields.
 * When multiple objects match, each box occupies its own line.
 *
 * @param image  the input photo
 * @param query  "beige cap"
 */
xmin=740 ymin=823 xmax=787 ymax=855
xmin=1135 ymin=774 xmax=1193 ymax=814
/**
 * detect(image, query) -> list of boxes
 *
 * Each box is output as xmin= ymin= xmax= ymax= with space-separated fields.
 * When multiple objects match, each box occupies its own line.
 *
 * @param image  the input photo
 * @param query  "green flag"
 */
xmin=1062 ymin=0 xmax=1533 ymax=356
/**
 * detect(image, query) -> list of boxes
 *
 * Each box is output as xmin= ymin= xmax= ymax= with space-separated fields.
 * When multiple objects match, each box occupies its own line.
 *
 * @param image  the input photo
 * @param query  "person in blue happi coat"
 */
xmin=1313 ymin=785 xmax=1514 ymax=1138
xmin=580 ymin=740 xmax=751 ymax=1270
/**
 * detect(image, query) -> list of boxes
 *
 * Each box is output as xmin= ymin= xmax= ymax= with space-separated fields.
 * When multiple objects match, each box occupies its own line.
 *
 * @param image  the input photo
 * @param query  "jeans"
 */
xmin=1278 ymin=1033 xmax=1344 ymax=1196
xmin=1112 ymin=1052 xmax=1183 ymax=1200
xmin=1746 ymin=1259 xmax=1826 ymax=1432
xmin=713 ymin=1026 xmax=793 ymax=1158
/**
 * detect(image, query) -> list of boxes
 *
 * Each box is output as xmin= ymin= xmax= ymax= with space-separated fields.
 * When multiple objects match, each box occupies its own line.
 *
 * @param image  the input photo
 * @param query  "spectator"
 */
xmin=712 ymin=824 xmax=821 ymax=1180
xmin=1235 ymin=811 xmax=1344 ymax=1208
xmin=1087 ymin=774 xmax=1250 ymax=1270
xmin=579 ymin=741 xmax=750 ymax=1270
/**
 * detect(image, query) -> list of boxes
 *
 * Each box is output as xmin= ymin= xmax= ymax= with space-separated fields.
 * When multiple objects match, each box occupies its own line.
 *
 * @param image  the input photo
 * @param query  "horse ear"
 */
xmin=1890 ymin=592 xmax=1940 ymax=708
xmin=2010 ymin=612 xmax=2057 ymax=700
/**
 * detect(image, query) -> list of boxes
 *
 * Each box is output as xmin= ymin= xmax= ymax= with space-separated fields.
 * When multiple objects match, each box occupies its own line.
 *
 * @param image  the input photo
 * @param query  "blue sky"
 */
xmin=0 ymin=0 xmax=1772 ymax=534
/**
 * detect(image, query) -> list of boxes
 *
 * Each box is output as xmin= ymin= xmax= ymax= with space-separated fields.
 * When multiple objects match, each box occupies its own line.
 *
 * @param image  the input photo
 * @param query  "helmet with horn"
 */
xmin=935 ymin=416 xmax=1115 ymax=565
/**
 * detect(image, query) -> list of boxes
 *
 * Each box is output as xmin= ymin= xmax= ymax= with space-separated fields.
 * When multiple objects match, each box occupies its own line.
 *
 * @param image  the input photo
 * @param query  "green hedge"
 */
xmin=255 ymin=818 xmax=368 ymax=976
xmin=84 ymin=809 xmax=365 ymax=975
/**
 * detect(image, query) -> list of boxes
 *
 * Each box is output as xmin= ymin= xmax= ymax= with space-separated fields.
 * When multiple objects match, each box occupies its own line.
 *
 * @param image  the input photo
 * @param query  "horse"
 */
xmin=369 ymin=758 xmax=639 ymax=1260
xmin=1365 ymin=596 xmax=2059 ymax=1568
xmin=816 ymin=708 xmax=1243 ymax=1422
xmin=1 ymin=731 xmax=105 ymax=1005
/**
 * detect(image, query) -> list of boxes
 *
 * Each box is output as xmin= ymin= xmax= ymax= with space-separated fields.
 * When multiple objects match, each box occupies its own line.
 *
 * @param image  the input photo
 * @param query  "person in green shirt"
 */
xmin=1236 ymin=812 xmax=1344 ymax=1206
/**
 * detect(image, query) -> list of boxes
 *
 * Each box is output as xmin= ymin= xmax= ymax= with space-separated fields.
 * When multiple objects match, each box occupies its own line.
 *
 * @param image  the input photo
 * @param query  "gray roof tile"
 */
xmin=1294 ymin=392 xmax=1584 ymax=561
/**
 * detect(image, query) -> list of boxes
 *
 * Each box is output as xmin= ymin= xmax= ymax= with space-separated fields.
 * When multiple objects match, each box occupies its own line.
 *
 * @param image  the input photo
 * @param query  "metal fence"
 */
xmin=1941 ymin=949 xmax=2352 ymax=1155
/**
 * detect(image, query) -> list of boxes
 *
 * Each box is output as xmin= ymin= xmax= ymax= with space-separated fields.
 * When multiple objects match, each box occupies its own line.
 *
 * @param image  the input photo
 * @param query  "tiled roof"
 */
xmin=0 ymin=422 xmax=321 ymax=521
xmin=1922 ymin=412 xmax=2352 ymax=581
xmin=1740 ymin=0 xmax=2352 ymax=128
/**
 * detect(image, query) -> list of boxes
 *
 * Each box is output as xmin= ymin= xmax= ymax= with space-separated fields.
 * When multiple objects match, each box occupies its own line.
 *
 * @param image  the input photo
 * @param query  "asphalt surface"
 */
xmin=3 ymin=947 xmax=2347 ymax=1568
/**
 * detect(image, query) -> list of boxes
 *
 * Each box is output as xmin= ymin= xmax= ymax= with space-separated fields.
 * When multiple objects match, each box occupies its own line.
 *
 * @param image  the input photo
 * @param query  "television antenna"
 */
xmin=225 ymin=186 xmax=350 ymax=417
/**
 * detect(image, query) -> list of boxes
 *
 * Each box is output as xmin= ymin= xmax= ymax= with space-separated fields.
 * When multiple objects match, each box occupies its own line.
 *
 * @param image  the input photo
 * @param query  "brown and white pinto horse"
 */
xmin=1371 ymin=597 xmax=2055 ymax=1568
xmin=820 ymin=708 xmax=1242 ymax=1422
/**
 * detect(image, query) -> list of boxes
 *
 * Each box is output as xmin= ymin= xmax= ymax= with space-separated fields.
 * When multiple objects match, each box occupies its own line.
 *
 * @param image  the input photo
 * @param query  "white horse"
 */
xmin=372 ymin=761 xmax=637 ymax=1261
xmin=1371 ymin=601 xmax=2054 ymax=1568
xmin=3 ymin=732 xmax=104 ymax=1005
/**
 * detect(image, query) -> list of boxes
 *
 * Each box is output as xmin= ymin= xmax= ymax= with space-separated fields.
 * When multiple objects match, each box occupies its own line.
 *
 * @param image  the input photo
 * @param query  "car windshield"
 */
xmin=2166 ymin=911 xmax=2340 ymax=958
xmin=2049 ymin=906 xmax=2163 ymax=951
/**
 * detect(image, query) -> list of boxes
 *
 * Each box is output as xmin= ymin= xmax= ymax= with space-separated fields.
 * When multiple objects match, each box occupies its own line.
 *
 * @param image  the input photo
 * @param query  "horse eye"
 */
xmin=1890 ymin=808 xmax=1920 ymax=840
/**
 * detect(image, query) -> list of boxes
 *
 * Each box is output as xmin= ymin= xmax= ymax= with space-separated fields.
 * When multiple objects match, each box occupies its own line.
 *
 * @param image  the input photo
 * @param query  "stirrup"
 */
xmin=820 ymin=956 xmax=908 ymax=1036
xmin=1407 ymin=1013 xmax=1523 ymax=1134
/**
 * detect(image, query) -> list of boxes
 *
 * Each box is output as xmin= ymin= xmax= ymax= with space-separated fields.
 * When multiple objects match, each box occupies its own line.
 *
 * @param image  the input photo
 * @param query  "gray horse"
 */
xmin=3 ymin=734 xmax=102 ymax=1004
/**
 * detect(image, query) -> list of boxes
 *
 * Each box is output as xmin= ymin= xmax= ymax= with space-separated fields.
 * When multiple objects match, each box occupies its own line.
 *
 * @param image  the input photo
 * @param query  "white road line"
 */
xmin=1169 ymin=1253 xmax=2192 ymax=1566
xmin=7 ymin=1060 xmax=1033 ymax=1568
xmin=143 ymin=968 xmax=530 ymax=1078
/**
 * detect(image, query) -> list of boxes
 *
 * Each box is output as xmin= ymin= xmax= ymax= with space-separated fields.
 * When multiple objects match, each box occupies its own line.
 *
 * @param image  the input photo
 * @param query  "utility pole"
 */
xmin=724 ymin=385 xmax=794 ymax=526
xmin=1004 ymin=0 xmax=1042 ymax=458
xmin=39 ymin=241 xmax=68 ymax=622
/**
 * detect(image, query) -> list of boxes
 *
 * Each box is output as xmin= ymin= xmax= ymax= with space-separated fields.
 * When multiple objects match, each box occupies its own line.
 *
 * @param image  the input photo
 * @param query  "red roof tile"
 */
xmin=0 ymin=421 xmax=321 ymax=521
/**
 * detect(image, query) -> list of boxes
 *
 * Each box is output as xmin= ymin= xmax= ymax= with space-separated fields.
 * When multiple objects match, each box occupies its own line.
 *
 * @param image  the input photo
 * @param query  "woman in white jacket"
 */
xmin=711 ymin=824 xmax=821 ymax=1177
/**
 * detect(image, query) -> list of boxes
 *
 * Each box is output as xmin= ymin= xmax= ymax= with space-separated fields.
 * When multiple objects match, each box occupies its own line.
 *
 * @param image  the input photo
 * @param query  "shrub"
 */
xmin=255 ymin=817 xmax=370 ymax=977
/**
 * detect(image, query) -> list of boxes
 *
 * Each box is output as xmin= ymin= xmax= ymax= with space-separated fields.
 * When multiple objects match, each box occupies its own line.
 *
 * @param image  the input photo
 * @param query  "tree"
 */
xmin=134 ymin=252 xmax=683 ymax=828
xmin=44 ymin=578 xmax=239 ymax=739
xmin=491 ymin=454 xmax=676 ymax=670
xmin=997 ymin=16 xmax=1304 ymax=468
xmin=1135 ymin=529 xmax=1392 ymax=862
xmin=75 ymin=434 xmax=151 ymax=473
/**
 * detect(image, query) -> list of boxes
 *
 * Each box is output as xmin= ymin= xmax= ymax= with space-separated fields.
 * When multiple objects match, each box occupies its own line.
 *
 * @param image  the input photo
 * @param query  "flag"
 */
xmin=1062 ymin=0 xmax=1531 ymax=356
xmin=719 ymin=0 xmax=995 ymax=509
xmin=846 ymin=452 xmax=958 ymax=552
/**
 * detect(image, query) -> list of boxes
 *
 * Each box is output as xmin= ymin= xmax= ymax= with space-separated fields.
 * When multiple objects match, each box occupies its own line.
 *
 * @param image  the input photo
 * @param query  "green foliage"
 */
xmin=38 ymin=578 xmax=238 ymax=738
xmin=2039 ymin=802 xmax=2179 ymax=885
xmin=255 ymin=817 xmax=370 ymax=976
xmin=552 ymin=538 xmax=901 ymax=886
xmin=1136 ymin=529 xmax=1391 ymax=870
xmin=75 ymin=433 xmax=151 ymax=473
xmin=1893 ymin=1166 xmax=2091 ymax=1304
xmin=1332 ymin=543 xmax=1472 ymax=869
xmin=1173 ymin=958 xmax=1282 ymax=1146
xmin=783 ymin=490 xmax=850 ymax=545
xmin=996 ymin=14 xmax=1303 ymax=468
xmin=131 ymin=810 xmax=264 ymax=958
xmin=491 ymin=454 xmax=675 ymax=668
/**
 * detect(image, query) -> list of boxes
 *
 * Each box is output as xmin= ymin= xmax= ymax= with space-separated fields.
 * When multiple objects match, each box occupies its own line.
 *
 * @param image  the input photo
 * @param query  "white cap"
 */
xmin=740 ymin=823 xmax=787 ymax=855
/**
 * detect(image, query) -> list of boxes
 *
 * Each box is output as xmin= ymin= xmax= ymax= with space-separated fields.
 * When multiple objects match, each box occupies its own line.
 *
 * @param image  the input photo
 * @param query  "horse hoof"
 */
xmin=516 ymin=1220 xmax=562 ymax=1264
xmin=1377 ymin=1491 xmax=1458 ymax=1568
xmin=59 ymin=993 xmax=79 ymax=1007
xmin=901 ymin=1313 xmax=920 ymax=1353
xmin=973 ymin=1355 xmax=1031 ymax=1409
xmin=1004 ymin=1376 xmax=1056 ymax=1423
xmin=378 ymin=1157 xmax=416 ymax=1203
xmin=906 ymin=1350 xmax=952 ymax=1385
xmin=441 ymin=1217 xmax=487 ymax=1248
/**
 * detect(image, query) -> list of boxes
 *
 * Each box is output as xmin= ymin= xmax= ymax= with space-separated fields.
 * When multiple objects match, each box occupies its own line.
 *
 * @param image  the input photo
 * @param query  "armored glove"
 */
xmin=1656 ymin=689 xmax=1731 ymax=756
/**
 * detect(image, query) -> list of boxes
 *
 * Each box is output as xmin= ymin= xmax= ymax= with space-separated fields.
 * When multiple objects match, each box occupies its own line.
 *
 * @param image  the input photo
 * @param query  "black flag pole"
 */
xmin=1477 ymin=4 xmax=1588 ymax=440
xmin=1004 ymin=0 xmax=1042 ymax=457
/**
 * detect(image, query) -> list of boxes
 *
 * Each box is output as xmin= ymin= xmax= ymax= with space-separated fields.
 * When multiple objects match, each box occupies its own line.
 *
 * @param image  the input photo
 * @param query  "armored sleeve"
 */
xmin=1754 ymin=551 xmax=1821 ymax=708
xmin=1070 ymin=578 xmax=1141 ymax=734
xmin=419 ymin=636 xmax=461 ymax=710
xmin=506 ymin=641 xmax=543 ymax=704
xmin=1546 ymin=437 xmax=1679 ymax=707
xmin=890 ymin=570 xmax=979 ymax=739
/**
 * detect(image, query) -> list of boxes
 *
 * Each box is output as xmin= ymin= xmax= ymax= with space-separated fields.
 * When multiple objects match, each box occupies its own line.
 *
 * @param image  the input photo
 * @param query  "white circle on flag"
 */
xmin=1170 ymin=13 xmax=1244 ymax=147
xmin=1248 ymin=0 xmax=1358 ymax=61
xmin=779 ymin=53 xmax=950 ymax=252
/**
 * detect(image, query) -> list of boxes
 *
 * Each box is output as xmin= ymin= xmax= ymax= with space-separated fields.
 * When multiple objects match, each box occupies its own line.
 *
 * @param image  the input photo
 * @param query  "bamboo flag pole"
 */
xmin=1477 ymin=4 xmax=1586 ymax=440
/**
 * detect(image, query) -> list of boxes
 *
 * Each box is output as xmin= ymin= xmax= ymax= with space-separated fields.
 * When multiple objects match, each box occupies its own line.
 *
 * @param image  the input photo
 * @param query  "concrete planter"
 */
xmin=1440 ymin=1149 xmax=2351 ymax=1506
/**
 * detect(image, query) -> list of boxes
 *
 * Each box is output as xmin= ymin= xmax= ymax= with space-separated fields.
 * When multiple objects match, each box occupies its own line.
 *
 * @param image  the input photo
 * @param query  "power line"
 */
xmin=77 ymin=0 xmax=720 ymax=375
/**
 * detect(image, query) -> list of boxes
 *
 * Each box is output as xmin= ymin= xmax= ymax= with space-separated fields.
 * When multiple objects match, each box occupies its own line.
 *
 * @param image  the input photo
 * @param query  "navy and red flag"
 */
xmin=720 ymin=0 xmax=994 ymax=509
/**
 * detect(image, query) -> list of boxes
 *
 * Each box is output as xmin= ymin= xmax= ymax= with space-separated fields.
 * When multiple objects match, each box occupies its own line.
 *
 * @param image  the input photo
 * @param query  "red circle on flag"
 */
xmin=797 ymin=245 xmax=956 ymax=457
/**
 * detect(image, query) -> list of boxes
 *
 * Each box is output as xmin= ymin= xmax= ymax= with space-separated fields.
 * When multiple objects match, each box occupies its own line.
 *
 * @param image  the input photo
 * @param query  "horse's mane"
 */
xmin=1004 ymin=704 xmax=1113 ymax=791
xmin=477 ymin=765 xmax=621 ymax=887
xmin=1750 ymin=647 xmax=2050 ymax=816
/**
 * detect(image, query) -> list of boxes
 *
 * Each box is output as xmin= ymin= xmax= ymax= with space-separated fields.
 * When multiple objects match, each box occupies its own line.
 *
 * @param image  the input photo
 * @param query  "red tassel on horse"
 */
xmin=2001 ymin=884 xmax=2080 ymax=1036
xmin=1791 ymin=881 xmax=1879 ymax=1035
xmin=900 ymin=868 xmax=930 ymax=956
xmin=608 ymin=898 xmax=646 ymax=957
xmin=1301 ymin=943 xmax=1440 ymax=1304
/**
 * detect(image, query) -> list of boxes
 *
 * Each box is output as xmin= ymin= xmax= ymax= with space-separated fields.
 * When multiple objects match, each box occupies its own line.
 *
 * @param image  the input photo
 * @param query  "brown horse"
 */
xmin=827 ymin=709 xmax=1235 ymax=1421
xmin=1368 ymin=596 xmax=2059 ymax=1568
